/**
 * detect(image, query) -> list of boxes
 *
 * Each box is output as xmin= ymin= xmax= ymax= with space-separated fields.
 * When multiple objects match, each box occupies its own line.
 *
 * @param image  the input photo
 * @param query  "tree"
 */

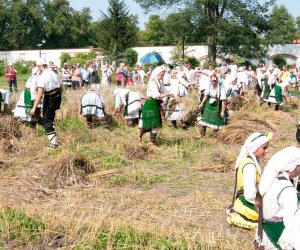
xmin=96 ymin=0 xmax=139 ymax=60
xmin=135 ymin=0 xmax=275 ymax=63
xmin=0 ymin=0 xmax=44 ymax=50
xmin=295 ymin=16 xmax=300 ymax=39
xmin=265 ymin=5 xmax=297 ymax=44
xmin=164 ymin=11 xmax=200 ymax=45
xmin=142 ymin=15 xmax=169 ymax=45
xmin=125 ymin=48 xmax=138 ymax=67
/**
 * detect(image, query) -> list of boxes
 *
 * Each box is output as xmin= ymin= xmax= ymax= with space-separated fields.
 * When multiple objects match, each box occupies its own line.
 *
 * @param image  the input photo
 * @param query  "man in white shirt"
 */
xmin=30 ymin=58 xmax=62 ymax=148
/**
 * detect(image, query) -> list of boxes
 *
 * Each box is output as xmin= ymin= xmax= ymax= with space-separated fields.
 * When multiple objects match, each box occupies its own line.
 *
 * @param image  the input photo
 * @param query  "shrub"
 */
xmin=272 ymin=56 xmax=287 ymax=69
xmin=125 ymin=48 xmax=138 ymax=67
xmin=187 ymin=56 xmax=200 ymax=68
xmin=60 ymin=53 xmax=71 ymax=67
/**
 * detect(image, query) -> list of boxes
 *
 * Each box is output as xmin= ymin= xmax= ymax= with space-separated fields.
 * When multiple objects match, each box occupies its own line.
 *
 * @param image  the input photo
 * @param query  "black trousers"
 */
xmin=43 ymin=93 xmax=61 ymax=134
xmin=8 ymin=80 xmax=18 ymax=92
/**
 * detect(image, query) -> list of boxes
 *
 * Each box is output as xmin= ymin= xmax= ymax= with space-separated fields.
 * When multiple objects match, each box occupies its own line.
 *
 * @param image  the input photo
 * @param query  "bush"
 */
xmin=125 ymin=48 xmax=138 ymax=67
xmin=14 ymin=60 xmax=36 ymax=75
xmin=187 ymin=56 xmax=200 ymax=68
xmin=0 ymin=60 xmax=6 ymax=76
xmin=272 ymin=56 xmax=287 ymax=69
xmin=60 ymin=53 xmax=71 ymax=67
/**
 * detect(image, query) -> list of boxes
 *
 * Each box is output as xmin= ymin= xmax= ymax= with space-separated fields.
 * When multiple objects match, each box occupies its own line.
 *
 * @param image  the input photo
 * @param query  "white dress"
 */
xmin=81 ymin=90 xmax=105 ymax=118
xmin=13 ymin=75 xmax=39 ymax=122
xmin=166 ymin=78 xmax=188 ymax=121
xmin=256 ymin=177 xmax=300 ymax=250
xmin=115 ymin=89 xmax=141 ymax=119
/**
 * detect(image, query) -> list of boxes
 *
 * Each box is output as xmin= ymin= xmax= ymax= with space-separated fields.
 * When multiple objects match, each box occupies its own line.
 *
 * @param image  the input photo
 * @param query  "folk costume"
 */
xmin=139 ymin=66 xmax=170 ymax=144
xmin=255 ymin=146 xmax=300 ymax=250
xmin=0 ymin=89 xmax=10 ymax=113
xmin=113 ymin=88 xmax=144 ymax=127
xmin=81 ymin=88 xmax=108 ymax=128
xmin=13 ymin=67 xmax=41 ymax=126
xmin=32 ymin=59 xmax=62 ymax=148
xmin=198 ymin=74 xmax=227 ymax=137
xmin=166 ymin=75 xmax=189 ymax=128
xmin=227 ymin=132 xmax=270 ymax=229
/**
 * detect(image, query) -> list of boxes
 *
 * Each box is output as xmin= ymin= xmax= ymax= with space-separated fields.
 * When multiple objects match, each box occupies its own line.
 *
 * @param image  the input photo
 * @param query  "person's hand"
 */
xmin=197 ymin=103 xmax=203 ymax=110
xmin=29 ymin=107 xmax=36 ymax=116
xmin=220 ymin=111 xmax=225 ymax=118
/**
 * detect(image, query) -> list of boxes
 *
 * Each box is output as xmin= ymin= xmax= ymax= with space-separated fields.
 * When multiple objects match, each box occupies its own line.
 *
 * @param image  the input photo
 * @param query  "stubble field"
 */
xmin=0 ymin=83 xmax=299 ymax=249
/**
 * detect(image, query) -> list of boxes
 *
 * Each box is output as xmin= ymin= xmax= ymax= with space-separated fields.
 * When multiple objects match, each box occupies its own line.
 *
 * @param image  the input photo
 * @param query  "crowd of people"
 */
xmin=1 ymin=57 xmax=300 ymax=249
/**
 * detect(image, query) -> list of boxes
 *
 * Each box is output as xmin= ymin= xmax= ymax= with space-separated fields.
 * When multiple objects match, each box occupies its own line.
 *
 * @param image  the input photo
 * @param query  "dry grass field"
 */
xmin=0 ymin=85 xmax=299 ymax=249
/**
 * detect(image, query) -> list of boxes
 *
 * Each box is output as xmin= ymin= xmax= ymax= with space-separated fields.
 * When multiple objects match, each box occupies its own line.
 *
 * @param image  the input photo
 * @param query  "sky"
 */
xmin=69 ymin=0 xmax=300 ymax=30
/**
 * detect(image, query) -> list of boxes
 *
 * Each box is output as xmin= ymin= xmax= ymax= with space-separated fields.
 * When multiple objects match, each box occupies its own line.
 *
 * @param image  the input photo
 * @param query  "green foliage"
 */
xmin=60 ymin=51 xmax=96 ymax=67
xmin=13 ymin=60 xmax=36 ymax=75
xmin=0 ymin=60 xmax=7 ymax=76
xmin=125 ymin=48 xmax=138 ymax=67
xmin=88 ymin=226 xmax=189 ymax=249
xmin=135 ymin=0 xmax=275 ymax=63
xmin=273 ymin=56 xmax=287 ymax=69
xmin=141 ymin=15 xmax=169 ymax=46
xmin=0 ymin=208 xmax=45 ymax=244
xmin=96 ymin=0 xmax=139 ymax=58
xmin=60 ymin=53 xmax=72 ymax=67
xmin=265 ymin=5 xmax=297 ymax=44
xmin=186 ymin=56 xmax=199 ymax=68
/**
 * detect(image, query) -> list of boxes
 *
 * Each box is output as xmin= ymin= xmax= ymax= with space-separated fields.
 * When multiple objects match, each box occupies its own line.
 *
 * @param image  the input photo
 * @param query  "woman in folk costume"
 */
xmin=255 ymin=146 xmax=300 ymax=250
xmin=227 ymin=132 xmax=272 ymax=229
xmin=80 ymin=87 xmax=108 ymax=129
xmin=13 ymin=67 xmax=41 ymax=126
xmin=260 ymin=67 xmax=275 ymax=104
xmin=197 ymin=74 xmax=227 ymax=138
xmin=165 ymin=71 xmax=189 ymax=128
xmin=113 ymin=88 xmax=145 ymax=127
xmin=0 ymin=89 xmax=10 ymax=113
xmin=139 ymin=66 xmax=173 ymax=144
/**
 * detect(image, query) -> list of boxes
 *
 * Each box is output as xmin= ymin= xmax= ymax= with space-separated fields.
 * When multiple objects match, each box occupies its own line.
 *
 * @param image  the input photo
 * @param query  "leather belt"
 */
xmin=44 ymin=88 xmax=60 ymax=96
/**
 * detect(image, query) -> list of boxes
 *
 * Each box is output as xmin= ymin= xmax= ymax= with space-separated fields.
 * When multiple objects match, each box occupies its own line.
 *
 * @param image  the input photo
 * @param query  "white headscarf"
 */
xmin=259 ymin=146 xmax=300 ymax=196
xmin=31 ymin=66 xmax=39 ymax=75
xmin=235 ymin=132 xmax=270 ymax=173
xmin=149 ymin=66 xmax=166 ymax=82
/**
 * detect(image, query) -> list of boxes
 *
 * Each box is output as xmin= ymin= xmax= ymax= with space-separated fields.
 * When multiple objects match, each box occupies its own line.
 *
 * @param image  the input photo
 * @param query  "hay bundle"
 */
xmin=0 ymin=116 xmax=22 ymax=140
xmin=44 ymin=153 xmax=95 ymax=188
xmin=219 ymin=110 xmax=292 ymax=144
xmin=228 ymin=96 xmax=249 ymax=111
xmin=125 ymin=145 xmax=148 ymax=160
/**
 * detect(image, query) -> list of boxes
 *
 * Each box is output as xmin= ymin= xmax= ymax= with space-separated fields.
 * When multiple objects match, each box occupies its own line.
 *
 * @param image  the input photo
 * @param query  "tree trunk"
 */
xmin=207 ymin=35 xmax=217 ymax=65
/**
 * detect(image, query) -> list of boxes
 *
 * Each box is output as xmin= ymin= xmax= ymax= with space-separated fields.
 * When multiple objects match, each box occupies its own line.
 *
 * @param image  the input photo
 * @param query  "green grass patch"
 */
xmin=0 ymin=208 xmax=45 ymax=245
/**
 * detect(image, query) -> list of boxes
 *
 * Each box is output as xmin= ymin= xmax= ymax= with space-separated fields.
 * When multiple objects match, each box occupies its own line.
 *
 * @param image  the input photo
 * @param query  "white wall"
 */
xmin=1 ymin=44 xmax=300 ymax=67
xmin=0 ymin=48 xmax=91 ymax=67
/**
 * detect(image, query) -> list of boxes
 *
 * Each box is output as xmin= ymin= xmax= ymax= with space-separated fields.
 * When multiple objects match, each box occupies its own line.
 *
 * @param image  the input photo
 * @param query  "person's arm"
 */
xmin=220 ymin=100 xmax=226 ymax=118
xmin=197 ymin=95 xmax=208 ymax=109
xmin=30 ymin=88 xmax=44 ymax=115
xmin=243 ymin=164 xmax=257 ymax=204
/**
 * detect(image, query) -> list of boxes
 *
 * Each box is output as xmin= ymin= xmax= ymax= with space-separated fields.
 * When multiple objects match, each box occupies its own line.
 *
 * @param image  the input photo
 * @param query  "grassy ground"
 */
xmin=0 ymin=85 xmax=299 ymax=249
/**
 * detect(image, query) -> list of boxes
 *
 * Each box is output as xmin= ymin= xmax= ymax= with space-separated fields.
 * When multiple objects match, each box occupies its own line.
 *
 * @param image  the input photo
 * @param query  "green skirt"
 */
xmin=262 ymin=83 xmax=271 ymax=100
xmin=24 ymin=89 xmax=34 ymax=115
xmin=141 ymin=99 xmax=162 ymax=129
xmin=201 ymin=97 xmax=225 ymax=127
xmin=274 ymin=85 xmax=283 ymax=103
xmin=263 ymin=221 xmax=284 ymax=249
xmin=124 ymin=93 xmax=129 ymax=117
